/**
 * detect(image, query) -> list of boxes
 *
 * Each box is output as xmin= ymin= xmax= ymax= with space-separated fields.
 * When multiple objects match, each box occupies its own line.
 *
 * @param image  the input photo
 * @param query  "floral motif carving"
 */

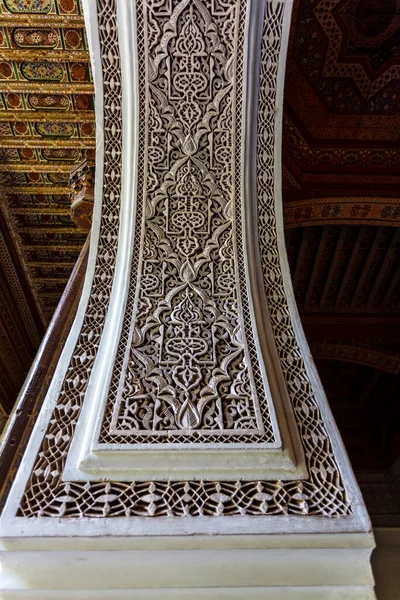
xmin=284 ymin=197 xmax=400 ymax=228
xmin=88 ymin=1 xmax=274 ymax=442
xmin=17 ymin=0 xmax=351 ymax=519
xmin=102 ymin=0 xmax=267 ymax=438
xmin=41 ymin=147 xmax=79 ymax=161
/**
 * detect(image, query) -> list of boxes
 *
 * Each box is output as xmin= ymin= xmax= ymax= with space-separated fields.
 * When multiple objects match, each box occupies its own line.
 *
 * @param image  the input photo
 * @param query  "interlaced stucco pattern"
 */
xmin=18 ymin=0 xmax=351 ymax=518
xmin=100 ymin=0 xmax=274 ymax=443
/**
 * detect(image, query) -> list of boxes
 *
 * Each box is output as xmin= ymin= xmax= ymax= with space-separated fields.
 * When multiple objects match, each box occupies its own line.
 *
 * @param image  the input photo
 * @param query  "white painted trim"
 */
xmin=0 ymin=588 xmax=378 ymax=600
xmin=0 ymin=0 xmax=105 ymax=528
xmin=63 ymin=0 xmax=140 ymax=481
xmin=0 ymin=512 xmax=376 ymax=538
xmin=0 ymin=534 xmax=375 ymax=598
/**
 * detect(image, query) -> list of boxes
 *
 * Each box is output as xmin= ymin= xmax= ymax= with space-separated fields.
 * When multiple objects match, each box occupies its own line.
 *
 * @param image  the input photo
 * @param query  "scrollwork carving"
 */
xmin=17 ymin=0 xmax=351 ymax=519
xmin=102 ymin=0 xmax=268 ymax=439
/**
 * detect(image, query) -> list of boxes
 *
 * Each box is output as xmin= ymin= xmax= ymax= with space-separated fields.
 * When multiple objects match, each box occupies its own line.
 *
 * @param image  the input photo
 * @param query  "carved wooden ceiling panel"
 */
xmin=285 ymin=225 xmax=400 ymax=314
xmin=280 ymin=0 xmax=400 ymax=451
xmin=283 ymin=0 xmax=400 ymax=196
xmin=0 ymin=0 xmax=94 ymax=323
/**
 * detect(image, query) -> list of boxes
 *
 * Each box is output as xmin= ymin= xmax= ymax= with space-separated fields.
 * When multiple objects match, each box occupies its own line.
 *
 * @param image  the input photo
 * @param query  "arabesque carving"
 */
xmin=102 ymin=0 xmax=270 ymax=439
xmin=16 ymin=0 xmax=351 ymax=519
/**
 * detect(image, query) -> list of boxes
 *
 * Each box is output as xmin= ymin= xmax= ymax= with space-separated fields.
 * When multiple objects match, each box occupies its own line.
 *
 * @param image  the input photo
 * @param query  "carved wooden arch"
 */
xmin=311 ymin=341 xmax=400 ymax=376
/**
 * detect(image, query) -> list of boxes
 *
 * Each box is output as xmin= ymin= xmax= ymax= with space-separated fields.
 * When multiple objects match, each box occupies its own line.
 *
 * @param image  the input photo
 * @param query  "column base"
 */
xmin=0 ymin=532 xmax=376 ymax=599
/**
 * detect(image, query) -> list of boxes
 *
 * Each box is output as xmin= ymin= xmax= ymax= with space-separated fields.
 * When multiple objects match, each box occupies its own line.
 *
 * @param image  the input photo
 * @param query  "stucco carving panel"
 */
xmin=8 ymin=0 xmax=355 ymax=519
xmin=98 ymin=0 xmax=275 ymax=444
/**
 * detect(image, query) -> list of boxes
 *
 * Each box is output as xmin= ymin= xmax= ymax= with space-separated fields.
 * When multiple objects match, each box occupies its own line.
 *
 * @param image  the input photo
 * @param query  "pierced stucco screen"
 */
xmin=0 ymin=0 xmax=375 ymax=596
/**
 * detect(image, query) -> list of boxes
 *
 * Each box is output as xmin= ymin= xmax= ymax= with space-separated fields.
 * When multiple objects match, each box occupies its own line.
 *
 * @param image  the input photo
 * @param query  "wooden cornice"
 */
xmin=26 ymin=261 xmax=76 ymax=267
xmin=0 ymin=163 xmax=79 ymax=172
xmin=37 ymin=290 xmax=73 ymax=298
xmin=310 ymin=341 xmax=400 ymax=375
xmin=284 ymin=197 xmax=400 ymax=228
xmin=1 ymin=185 xmax=70 ymax=194
xmin=301 ymin=313 xmax=400 ymax=342
xmin=17 ymin=226 xmax=78 ymax=234
xmin=23 ymin=243 xmax=82 ymax=251
xmin=33 ymin=277 xmax=70 ymax=284
xmin=9 ymin=207 xmax=71 ymax=215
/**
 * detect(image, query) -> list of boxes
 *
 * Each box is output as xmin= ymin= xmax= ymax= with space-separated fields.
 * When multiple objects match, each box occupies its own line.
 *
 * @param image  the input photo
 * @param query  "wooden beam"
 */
xmin=0 ymin=112 xmax=95 ymax=123
xmin=301 ymin=313 xmax=400 ymax=342
xmin=310 ymin=341 xmax=400 ymax=375
xmin=303 ymin=227 xmax=330 ymax=310
xmin=319 ymin=226 xmax=348 ymax=309
xmin=0 ymin=82 xmax=93 ymax=94
xmin=0 ymin=139 xmax=95 ymax=149
xmin=23 ymin=244 xmax=82 ymax=251
xmin=381 ymin=264 xmax=400 ymax=310
xmin=334 ymin=227 xmax=366 ymax=310
xmin=17 ymin=226 xmax=78 ymax=234
xmin=366 ymin=229 xmax=400 ymax=311
xmin=0 ymin=163 xmax=77 ymax=173
xmin=0 ymin=50 xmax=90 ymax=62
xmin=292 ymin=227 xmax=312 ymax=303
xmin=33 ymin=277 xmax=70 ymax=283
xmin=1 ymin=185 xmax=70 ymax=194
xmin=350 ymin=228 xmax=388 ymax=310
xmin=0 ymin=15 xmax=85 ymax=27
xmin=9 ymin=207 xmax=70 ymax=215
xmin=26 ymin=261 xmax=76 ymax=267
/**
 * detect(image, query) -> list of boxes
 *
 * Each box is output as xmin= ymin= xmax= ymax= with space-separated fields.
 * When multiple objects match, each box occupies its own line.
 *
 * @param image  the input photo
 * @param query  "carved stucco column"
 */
xmin=0 ymin=0 xmax=375 ymax=597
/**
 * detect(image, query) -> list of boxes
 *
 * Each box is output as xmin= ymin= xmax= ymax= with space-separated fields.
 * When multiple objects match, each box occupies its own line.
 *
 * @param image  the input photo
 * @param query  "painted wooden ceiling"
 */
xmin=0 ymin=0 xmax=94 ymax=420
xmin=0 ymin=0 xmax=94 ymax=318
xmin=283 ymin=0 xmax=400 ymax=207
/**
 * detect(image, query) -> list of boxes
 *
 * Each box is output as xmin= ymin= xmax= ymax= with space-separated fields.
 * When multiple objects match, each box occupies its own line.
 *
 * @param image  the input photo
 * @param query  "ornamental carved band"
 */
xmin=0 ymin=0 xmax=370 ymax=531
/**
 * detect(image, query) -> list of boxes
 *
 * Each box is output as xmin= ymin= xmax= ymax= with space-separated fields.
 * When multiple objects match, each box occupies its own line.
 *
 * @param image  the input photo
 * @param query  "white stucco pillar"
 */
xmin=0 ymin=0 xmax=375 ymax=597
